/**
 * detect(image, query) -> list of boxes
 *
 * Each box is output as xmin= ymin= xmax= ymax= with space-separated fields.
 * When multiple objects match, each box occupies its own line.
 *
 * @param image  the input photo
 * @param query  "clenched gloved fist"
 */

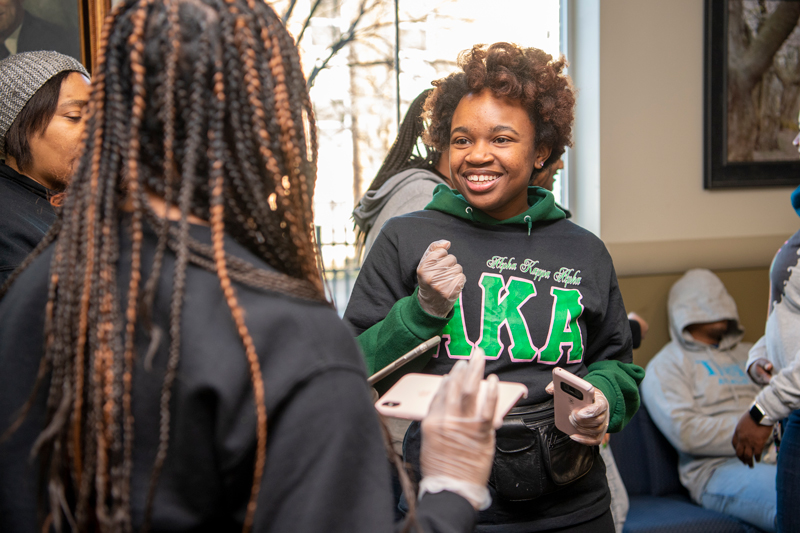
xmin=546 ymin=381 xmax=610 ymax=446
xmin=416 ymin=240 xmax=466 ymax=318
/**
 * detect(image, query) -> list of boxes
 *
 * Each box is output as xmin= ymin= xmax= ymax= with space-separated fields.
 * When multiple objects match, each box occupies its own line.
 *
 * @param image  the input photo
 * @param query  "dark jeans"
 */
xmin=777 ymin=410 xmax=800 ymax=532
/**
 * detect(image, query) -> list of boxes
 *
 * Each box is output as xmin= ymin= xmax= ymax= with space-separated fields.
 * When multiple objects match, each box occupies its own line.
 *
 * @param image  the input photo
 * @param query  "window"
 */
xmin=277 ymin=0 xmax=565 ymax=310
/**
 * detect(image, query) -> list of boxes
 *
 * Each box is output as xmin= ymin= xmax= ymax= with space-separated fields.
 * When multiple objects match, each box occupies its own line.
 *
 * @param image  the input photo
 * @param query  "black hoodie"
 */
xmin=0 ymin=162 xmax=56 ymax=285
xmin=0 ymin=218 xmax=477 ymax=533
xmin=345 ymin=185 xmax=644 ymax=532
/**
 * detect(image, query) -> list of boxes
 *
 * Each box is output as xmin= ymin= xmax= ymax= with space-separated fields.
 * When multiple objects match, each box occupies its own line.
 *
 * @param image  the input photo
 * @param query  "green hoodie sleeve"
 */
xmin=356 ymin=287 xmax=451 ymax=393
xmin=584 ymin=360 xmax=645 ymax=433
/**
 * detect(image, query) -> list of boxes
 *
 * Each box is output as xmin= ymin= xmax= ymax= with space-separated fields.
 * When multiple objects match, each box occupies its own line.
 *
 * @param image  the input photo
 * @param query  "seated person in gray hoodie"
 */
xmin=641 ymin=269 xmax=776 ymax=532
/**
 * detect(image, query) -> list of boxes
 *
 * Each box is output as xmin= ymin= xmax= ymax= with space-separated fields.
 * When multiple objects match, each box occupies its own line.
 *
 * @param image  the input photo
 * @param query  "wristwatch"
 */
xmin=748 ymin=401 xmax=774 ymax=426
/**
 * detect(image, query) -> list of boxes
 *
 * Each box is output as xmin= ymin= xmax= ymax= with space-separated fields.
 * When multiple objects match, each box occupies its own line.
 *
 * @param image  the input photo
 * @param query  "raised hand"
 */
xmin=416 ymin=240 xmax=467 ymax=317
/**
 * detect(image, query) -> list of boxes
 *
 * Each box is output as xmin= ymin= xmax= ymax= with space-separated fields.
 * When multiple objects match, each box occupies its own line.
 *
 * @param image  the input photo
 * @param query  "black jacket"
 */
xmin=0 ymin=217 xmax=476 ymax=532
xmin=0 ymin=162 xmax=56 ymax=285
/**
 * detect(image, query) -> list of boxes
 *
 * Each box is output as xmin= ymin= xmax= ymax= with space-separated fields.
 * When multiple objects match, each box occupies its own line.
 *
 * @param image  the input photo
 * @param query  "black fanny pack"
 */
xmin=490 ymin=399 xmax=595 ymax=502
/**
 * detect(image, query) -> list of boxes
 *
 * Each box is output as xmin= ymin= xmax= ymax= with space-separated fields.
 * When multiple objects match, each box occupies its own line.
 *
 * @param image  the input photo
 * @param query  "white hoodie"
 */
xmin=746 ymin=228 xmax=800 ymax=421
xmin=641 ymin=269 xmax=761 ymax=503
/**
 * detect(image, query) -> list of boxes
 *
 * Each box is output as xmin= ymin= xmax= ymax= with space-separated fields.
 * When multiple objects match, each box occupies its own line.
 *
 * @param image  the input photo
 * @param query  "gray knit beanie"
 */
xmin=0 ymin=51 xmax=90 ymax=159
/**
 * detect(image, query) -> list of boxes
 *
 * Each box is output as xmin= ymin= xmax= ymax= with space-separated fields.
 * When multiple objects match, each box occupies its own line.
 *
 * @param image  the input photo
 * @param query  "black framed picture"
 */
xmin=0 ymin=0 xmax=81 ymax=59
xmin=704 ymin=0 xmax=800 ymax=189
xmin=0 ymin=0 xmax=111 ymax=73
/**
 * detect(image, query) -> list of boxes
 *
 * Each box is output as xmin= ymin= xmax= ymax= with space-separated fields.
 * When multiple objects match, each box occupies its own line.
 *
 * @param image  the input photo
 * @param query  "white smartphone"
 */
xmin=374 ymin=373 xmax=528 ymax=427
xmin=553 ymin=367 xmax=595 ymax=436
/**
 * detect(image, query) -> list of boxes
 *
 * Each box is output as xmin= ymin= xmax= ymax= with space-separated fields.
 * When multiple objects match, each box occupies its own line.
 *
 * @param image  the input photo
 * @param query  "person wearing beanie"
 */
xmin=0 ymin=50 xmax=89 ymax=285
xmin=733 ymin=179 xmax=800 ymax=532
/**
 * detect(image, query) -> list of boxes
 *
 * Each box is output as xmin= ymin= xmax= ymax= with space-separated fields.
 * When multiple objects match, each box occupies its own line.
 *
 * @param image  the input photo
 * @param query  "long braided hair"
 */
xmin=353 ymin=88 xmax=443 ymax=256
xmin=2 ymin=0 xmax=333 ymax=531
xmin=365 ymin=88 xmax=440 ymax=195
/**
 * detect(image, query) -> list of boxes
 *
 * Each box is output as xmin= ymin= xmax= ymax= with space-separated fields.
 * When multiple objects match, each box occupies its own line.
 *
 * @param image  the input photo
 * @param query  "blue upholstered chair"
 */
xmin=610 ymin=402 xmax=765 ymax=533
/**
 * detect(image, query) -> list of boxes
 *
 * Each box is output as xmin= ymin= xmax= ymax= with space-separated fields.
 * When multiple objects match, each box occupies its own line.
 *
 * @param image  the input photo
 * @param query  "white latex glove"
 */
xmin=546 ymin=381 xmax=609 ymax=446
xmin=416 ymin=240 xmax=466 ymax=317
xmin=420 ymin=350 xmax=498 ymax=509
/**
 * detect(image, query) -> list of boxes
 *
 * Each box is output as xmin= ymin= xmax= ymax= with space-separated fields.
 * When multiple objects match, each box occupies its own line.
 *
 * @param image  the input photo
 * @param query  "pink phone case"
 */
xmin=553 ymin=367 xmax=595 ymax=435
xmin=374 ymin=373 xmax=528 ymax=427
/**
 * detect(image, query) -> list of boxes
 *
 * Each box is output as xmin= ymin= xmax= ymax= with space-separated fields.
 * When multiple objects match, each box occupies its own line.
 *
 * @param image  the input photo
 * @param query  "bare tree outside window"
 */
xmin=274 ymin=0 xmax=561 ymax=306
xmin=727 ymin=0 xmax=800 ymax=162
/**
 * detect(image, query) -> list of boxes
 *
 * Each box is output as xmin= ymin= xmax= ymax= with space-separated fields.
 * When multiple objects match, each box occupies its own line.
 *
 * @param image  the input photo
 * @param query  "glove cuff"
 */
xmin=418 ymin=476 xmax=491 ymax=511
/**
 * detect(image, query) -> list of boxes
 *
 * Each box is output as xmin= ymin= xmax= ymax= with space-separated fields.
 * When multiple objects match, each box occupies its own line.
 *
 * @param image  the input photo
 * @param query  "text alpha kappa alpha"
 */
xmin=439 ymin=272 xmax=585 ymax=364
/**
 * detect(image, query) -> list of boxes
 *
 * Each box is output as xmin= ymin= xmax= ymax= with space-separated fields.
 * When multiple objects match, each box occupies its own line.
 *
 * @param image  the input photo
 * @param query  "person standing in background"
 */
xmin=732 ymin=183 xmax=800 ymax=533
xmin=353 ymin=88 xmax=451 ymax=261
xmin=0 ymin=50 xmax=89 ymax=284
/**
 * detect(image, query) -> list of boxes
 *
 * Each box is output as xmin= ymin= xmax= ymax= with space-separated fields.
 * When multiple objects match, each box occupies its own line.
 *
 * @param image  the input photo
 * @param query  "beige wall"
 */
xmin=618 ymin=267 xmax=770 ymax=369
xmin=565 ymin=3 xmax=791 ymax=370
xmin=587 ymin=0 xmax=798 ymax=276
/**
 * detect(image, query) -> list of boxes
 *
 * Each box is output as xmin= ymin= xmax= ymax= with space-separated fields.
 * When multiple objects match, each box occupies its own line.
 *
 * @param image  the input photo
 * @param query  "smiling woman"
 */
xmin=423 ymin=43 xmax=575 ymax=208
xmin=0 ymin=50 xmax=90 ymax=284
xmin=346 ymin=42 xmax=644 ymax=533
xmin=447 ymin=90 xmax=547 ymax=220
xmin=0 ymin=3 xmax=500 ymax=531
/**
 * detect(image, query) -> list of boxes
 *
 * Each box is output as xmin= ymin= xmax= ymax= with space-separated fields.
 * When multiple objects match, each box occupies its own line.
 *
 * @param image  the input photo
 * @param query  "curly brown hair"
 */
xmin=423 ymin=42 xmax=575 ymax=171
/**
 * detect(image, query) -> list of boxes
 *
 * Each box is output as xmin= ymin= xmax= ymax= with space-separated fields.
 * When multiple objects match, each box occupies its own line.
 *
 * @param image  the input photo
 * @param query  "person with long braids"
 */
xmin=353 ymin=88 xmax=450 ymax=260
xmin=0 ymin=1 xmax=499 ymax=531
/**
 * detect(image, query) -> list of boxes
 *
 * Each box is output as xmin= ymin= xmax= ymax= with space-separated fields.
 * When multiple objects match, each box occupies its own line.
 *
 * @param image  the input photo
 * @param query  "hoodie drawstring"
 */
xmin=463 ymin=206 xmax=532 ymax=232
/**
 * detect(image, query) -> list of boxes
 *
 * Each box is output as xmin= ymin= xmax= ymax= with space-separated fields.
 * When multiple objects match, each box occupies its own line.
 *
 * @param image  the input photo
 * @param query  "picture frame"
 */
xmin=704 ymin=0 xmax=800 ymax=189
xmin=0 ymin=0 xmax=111 ymax=72
xmin=79 ymin=0 xmax=111 ymax=72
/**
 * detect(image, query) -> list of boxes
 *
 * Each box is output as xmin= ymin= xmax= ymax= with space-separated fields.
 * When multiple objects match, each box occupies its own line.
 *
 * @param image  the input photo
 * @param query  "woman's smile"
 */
xmin=463 ymin=169 xmax=502 ymax=190
xmin=449 ymin=89 xmax=550 ymax=220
